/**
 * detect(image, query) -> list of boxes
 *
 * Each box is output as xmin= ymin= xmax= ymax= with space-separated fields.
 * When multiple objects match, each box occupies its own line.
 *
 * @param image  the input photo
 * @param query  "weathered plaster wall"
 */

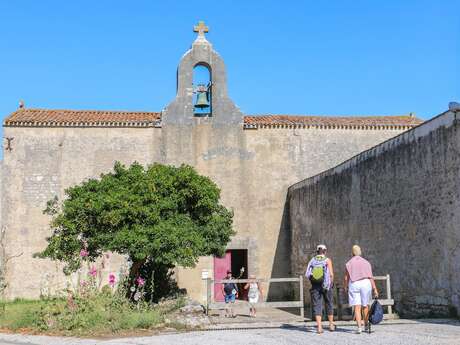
xmin=2 ymin=121 xmax=405 ymax=300
xmin=2 ymin=126 xmax=161 ymax=298
xmin=0 ymin=162 xmax=5 ymax=296
xmin=288 ymin=110 xmax=460 ymax=317
xmin=168 ymin=124 xmax=406 ymax=302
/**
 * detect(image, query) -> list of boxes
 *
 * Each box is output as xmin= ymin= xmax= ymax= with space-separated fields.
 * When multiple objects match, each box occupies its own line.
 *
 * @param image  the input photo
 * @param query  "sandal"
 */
xmin=329 ymin=323 xmax=336 ymax=332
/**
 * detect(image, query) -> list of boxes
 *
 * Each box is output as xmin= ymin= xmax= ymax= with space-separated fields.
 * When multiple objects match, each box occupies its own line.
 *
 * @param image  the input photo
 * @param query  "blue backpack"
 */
xmin=369 ymin=299 xmax=384 ymax=325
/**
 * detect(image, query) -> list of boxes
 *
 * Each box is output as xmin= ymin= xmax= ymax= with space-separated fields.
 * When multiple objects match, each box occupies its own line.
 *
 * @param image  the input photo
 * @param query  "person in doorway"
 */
xmin=244 ymin=274 xmax=263 ymax=317
xmin=222 ymin=270 xmax=239 ymax=317
xmin=344 ymin=245 xmax=379 ymax=334
xmin=305 ymin=244 xmax=335 ymax=334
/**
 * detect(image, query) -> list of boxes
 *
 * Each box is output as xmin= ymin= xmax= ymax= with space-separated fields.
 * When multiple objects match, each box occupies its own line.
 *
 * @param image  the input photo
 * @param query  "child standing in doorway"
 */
xmin=244 ymin=275 xmax=263 ymax=317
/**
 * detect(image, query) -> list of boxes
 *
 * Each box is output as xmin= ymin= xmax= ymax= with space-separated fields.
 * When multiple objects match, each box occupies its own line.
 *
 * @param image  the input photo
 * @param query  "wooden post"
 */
xmin=299 ymin=275 xmax=305 ymax=319
xmin=336 ymin=286 xmax=343 ymax=320
xmin=386 ymin=274 xmax=393 ymax=317
xmin=206 ymin=278 xmax=212 ymax=315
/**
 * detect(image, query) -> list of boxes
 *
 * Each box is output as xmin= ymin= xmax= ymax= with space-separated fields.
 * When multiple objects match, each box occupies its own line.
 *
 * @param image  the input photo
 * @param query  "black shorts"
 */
xmin=310 ymin=284 xmax=334 ymax=317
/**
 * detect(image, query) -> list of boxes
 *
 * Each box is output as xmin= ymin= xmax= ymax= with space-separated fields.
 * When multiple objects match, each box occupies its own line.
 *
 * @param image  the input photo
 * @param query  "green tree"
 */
xmin=38 ymin=162 xmax=234 ymax=299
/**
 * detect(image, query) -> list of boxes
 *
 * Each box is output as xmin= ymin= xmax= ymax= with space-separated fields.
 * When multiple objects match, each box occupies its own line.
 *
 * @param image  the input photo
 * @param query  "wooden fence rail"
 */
xmin=205 ymin=274 xmax=395 ymax=321
xmin=205 ymin=276 xmax=304 ymax=319
xmin=335 ymin=274 xmax=395 ymax=320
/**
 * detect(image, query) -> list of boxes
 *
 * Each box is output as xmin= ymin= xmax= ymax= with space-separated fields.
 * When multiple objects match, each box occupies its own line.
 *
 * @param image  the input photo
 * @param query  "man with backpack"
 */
xmin=305 ymin=244 xmax=335 ymax=334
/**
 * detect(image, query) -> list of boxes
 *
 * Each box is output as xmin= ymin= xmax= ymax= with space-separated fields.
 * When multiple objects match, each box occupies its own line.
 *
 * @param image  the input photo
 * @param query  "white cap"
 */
xmin=317 ymin=244 xmax=327 ymax=251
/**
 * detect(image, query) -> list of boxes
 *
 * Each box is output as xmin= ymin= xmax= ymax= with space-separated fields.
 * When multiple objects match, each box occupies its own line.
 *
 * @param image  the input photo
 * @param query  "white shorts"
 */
xmin=348 ymin=278 xmax=372 ymax=306
xmin=249 ymin=292 xmax=259 ymax=305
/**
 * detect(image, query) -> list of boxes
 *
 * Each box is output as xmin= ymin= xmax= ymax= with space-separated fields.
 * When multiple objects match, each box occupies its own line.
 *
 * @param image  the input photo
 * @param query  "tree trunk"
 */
xmin=127 ymin=258 xmax=146 ymax=299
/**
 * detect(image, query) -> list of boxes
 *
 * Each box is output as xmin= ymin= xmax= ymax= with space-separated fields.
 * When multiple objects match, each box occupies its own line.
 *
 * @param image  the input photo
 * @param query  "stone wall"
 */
xmin=2 ymin=126 xmax=161 ymax=298
xmin=288 ymin=110 xmax=460 ymax=317
xmin=1 ymin=122 xmax=405 ymax=300
xmin=0 ymin=162 xmax=4 ymax=296
xmin=172 ymin=124 xmax=404 ymax=303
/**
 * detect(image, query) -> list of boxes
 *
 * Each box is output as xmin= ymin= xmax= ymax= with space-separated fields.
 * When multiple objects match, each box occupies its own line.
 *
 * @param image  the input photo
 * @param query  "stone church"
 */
xmin=1 ymin=22 xmax=422 ymax=302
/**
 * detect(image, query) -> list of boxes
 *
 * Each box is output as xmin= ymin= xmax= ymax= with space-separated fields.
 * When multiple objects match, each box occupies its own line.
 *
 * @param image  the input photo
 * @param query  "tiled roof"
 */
xmin=3 ymin=109 xmax=161 ymax=127
xmin=243 ymin=115 xmax=423 ymax=129
xmin=3 ymin=108 xmax=423 ymax=130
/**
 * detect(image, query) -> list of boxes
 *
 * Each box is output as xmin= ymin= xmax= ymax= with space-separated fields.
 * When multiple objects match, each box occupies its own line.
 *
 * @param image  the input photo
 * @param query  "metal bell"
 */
xmin=195 ymin=91 xmax=210 ymax=109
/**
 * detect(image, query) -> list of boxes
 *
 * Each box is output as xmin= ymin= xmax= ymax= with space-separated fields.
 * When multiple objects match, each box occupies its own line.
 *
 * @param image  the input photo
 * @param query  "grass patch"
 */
xmin=0 ymin=299 xmax=49 ymax=330
xmin=0 ymin=293 xmax=186 ymax=336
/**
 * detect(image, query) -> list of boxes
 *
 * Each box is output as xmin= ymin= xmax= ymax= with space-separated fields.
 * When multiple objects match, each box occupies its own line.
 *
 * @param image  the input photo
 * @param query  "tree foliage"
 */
xmin=38 ymin=162 xmax=234 ymax=295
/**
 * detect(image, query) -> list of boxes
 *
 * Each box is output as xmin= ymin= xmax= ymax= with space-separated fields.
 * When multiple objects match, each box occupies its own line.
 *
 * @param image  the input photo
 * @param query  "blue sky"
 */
xmin=0 ymin=0 xmax=459 ymax=129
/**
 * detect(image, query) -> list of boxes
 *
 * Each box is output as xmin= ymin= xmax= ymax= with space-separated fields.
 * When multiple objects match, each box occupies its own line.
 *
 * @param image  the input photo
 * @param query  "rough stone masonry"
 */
xmin=0 ymin=23 xmax=422 ymax=309
xmin=288 ymin=109 xmax=460 ymax=317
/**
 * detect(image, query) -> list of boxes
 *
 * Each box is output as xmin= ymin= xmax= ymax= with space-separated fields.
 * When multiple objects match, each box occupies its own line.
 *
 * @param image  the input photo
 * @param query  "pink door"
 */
xmin=214 ymin=251 xmax=231 ymax=302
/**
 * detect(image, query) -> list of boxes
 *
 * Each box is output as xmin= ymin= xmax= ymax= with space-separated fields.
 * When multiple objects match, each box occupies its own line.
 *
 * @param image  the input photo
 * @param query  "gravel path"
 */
xmin=0 ymin=320 xmax=459 ymax=345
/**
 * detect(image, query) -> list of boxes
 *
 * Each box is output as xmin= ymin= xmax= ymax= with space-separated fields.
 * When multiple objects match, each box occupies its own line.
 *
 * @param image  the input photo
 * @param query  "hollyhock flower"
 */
xmin=89 ymin=266 xmax=97 ymax=277
xmin=79 ymin=249 xmax=89 ymax=257
xmin=136 ymin=277 xmax=145 ymax=287
xmin=109 ymin=273 xmax=116 ymax=287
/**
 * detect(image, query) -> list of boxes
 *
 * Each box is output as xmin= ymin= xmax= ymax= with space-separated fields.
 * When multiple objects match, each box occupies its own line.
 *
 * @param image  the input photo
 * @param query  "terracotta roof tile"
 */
xmin=3 ymin=108 xmax=424 ymax=130
xmin=243 ymin=115 xmax=423 ymax=129
xmin=3 ymin=109 xmax=161 ymax=127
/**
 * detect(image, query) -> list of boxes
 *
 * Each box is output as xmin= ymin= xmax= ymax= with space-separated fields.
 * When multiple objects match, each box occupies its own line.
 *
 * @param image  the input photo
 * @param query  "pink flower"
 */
xmin=109 ymin=273 xmax=116 ymax=287
xmin=136 ymin=276 xmax=145 ymax=287
xmin=80 ymin=280 xmax=88 ymax=287
xmin=89 ymin=266 xmax=97 ymax=277
xmin=79 ymin=249 xmax=89 ymax=257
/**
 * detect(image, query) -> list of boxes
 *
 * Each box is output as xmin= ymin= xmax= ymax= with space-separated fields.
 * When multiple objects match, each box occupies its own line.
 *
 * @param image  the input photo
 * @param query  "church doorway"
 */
xmin=213 ymin=249 xmax=248 ymax=301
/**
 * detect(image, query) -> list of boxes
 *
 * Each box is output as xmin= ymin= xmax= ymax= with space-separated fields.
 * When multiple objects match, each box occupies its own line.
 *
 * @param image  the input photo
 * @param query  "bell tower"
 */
xmin=162 ymin=21 xmax=243 ymax=126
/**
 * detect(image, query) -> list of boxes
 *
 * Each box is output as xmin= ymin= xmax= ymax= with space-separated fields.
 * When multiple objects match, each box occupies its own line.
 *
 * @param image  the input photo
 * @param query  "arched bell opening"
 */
xmin=193 ymin=63 xmax=212 ymax=117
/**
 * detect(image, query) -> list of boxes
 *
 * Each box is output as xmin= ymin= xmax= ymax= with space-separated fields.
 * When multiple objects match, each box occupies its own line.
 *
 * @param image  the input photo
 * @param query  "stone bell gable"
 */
xmin=1 ymin=21 xmax=423 ymax=300
xmin=163 ymin=21 xmax=243 ymax=126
